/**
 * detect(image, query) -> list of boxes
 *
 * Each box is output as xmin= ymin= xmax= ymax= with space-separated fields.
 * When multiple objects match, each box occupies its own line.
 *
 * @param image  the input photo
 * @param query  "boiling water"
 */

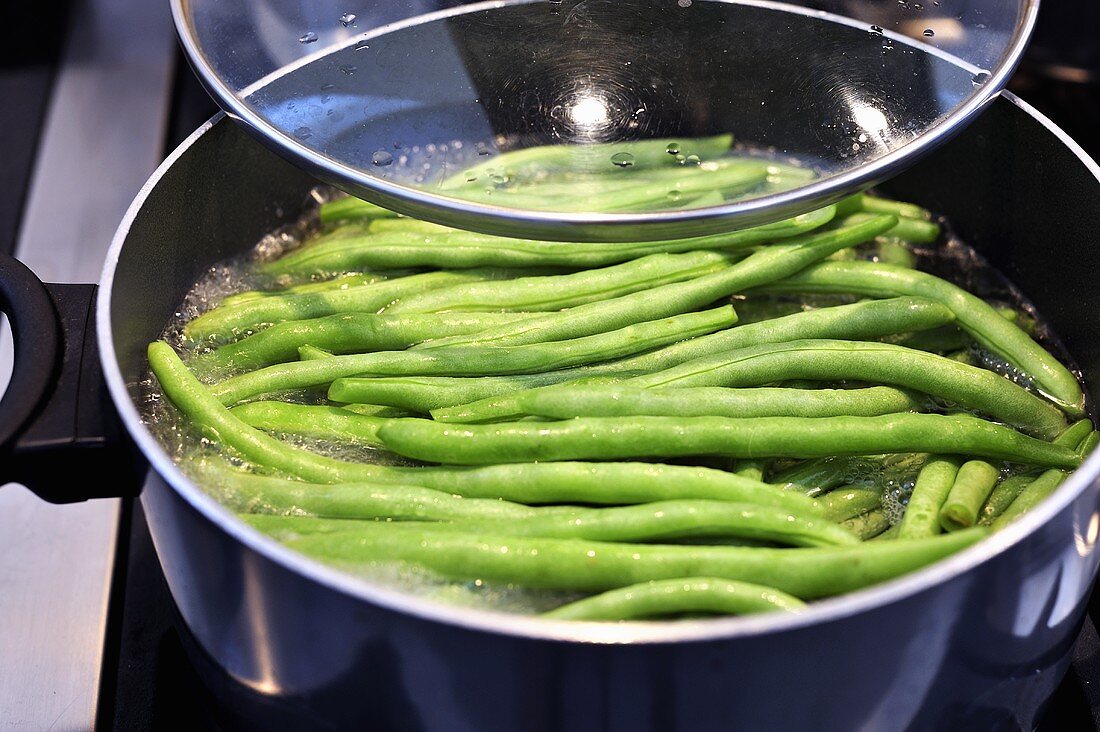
xmin=140 ymin=192 xmax=1083 ymax=614
xmin=245 ymin=0 xmax=986 ymax=214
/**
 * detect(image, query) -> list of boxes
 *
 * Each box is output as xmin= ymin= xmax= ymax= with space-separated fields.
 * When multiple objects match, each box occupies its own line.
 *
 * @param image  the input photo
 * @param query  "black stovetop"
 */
xmin=5 ymin=5 xmax=1100 ymax=729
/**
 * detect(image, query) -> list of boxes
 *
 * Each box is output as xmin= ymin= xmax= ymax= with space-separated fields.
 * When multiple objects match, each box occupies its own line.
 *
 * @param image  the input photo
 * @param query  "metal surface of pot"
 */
xmin=81 ymin=93 xmax=1100 ymax=730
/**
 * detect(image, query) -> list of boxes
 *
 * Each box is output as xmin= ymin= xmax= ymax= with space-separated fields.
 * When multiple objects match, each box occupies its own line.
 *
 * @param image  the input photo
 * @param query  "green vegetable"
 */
xmin=431 ymin=296 xmax=952 ymax=423
xmin=184 ymin=271 xmax=492 ymax=343
xmin=280 ymin=522 xmax=988 ymax=599
xmin=542 ymin=578 xmax=807 ymax=620
xmin=211 ymin=306 xmax=736 ymax=405
xmin=513 ymin=385 xmax=925 ymax=420
xmin=897 ymin=457 xmax=960 ymax=538
xmin=376 ymin=414 xmax=1081 ymax=468
xmin=416 ymin=216 xmax=895 ymax=350
xmin=197 ymin=311 xmax=532 ymax=371
xmin=384 ymin=251 xmax=734 ymax=313
xmin=261 ymin=207 xmax=836 ymax=275
xmin=938 ymin=461 xmax=1001 ymax=531
xmin=755 ymin=260 xmax=1085 ymax=415
xmin=624 ymin=339 xmax=1067 ymax=439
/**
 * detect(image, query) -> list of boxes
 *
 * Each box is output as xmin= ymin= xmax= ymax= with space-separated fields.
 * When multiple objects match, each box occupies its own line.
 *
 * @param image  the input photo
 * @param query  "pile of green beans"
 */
xmin=146 ymin=174 xmax=1094 ymax=623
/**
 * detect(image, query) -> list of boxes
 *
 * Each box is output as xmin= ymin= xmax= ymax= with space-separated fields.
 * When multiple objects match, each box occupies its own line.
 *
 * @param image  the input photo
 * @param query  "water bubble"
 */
xmin=666 ymin=142 xmax=681 ymax=155
xmin=298 ymin=31 xmax=318 ymax=44
xmin=294 ymin=126 xmax=312 ymax=140
xmin=971 ymin=70 xmax=991 ymax=86
xmin=340 ymin=12 xmax=357 ymax=27
xmin=666 ymin=190 xmax=683 ymax=202
xmin=339 ymin=64 xmax=357 ymax=75
xmin=371 ymin=150 xmax=394 ymax=166
xmin=674 ymin=153 xmax=686 ymax=165
xmin=677 ymin=0 xmax=692 ymax=7
xmin=354 ymin=39 xmax=371 ymax=51
xmin=923 ymin=28 xmax=935 ymax=37
xmin=489 ymin=172 xmax=508 ymax=186
xmin=610 ymin=152 xmax=636 ymax=168
xmin=685 ymin=154 xmax=700 ymax=165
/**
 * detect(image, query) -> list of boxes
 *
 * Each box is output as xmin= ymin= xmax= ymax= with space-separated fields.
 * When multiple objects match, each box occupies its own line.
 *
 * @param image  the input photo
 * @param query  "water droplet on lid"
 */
xmin=339 ymin=65 xmax=357 ymax=75
xmin=354 ymin=39 xmax=371 ymax=51
xmin=923 ymin=28 xmax=935 ymax=37
xmin=674 ymin=153 xmax=686 ymax=165
xmin=294 ymin=126 xmax=313 ymax=140
xmin=320 ymin=83 xmax=335 ymax=91
xmin=340 ymin=12 xmax=357 ymax=27
xmin=489 ymin=172 xmax=508 ymax=185
xmin=677 ymin=0 xmax=691 ymax=7
xmin=371 ymin=150 xmax=394 ymax=166
xmin=298 ymin=31 xmax=318 ymax=44
xmin=610 ymin=152 xmax=635 ymax=168
xmin=666 ymin=190 xmax=683 ymax=202
xmin=869 ymin=25 xmax=883 ymax=36
xmin=685 ymin=154 xmax=700 ymax=165
xmin=971 ymin=70 xmax=991 ymax=86
xmin=666 ymin=142 xmax=681 ymax=155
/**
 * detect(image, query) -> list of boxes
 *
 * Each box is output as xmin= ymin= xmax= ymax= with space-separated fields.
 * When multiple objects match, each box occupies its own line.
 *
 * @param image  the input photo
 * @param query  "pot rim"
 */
xmin=97 ymin=92 xmax=1100 ymax=645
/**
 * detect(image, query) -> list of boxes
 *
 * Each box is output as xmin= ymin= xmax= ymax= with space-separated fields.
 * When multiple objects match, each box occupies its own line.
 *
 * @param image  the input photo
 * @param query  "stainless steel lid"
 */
xmin=172 ymin=0 xmax=1039 ymax=241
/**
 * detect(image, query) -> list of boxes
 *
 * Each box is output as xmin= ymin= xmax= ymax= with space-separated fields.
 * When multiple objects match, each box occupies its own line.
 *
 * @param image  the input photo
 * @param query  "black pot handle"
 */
xmin=0 ymin=253 xmax=142 ymax=503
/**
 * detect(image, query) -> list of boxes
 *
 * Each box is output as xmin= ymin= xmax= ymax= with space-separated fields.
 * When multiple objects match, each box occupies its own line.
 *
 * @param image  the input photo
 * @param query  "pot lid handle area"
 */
xmin=171 ymin=0 xmax=1038 ymax=242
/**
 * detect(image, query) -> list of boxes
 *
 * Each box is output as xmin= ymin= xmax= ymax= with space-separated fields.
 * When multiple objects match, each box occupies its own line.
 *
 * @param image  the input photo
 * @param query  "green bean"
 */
xmin=772 ymin=457 xmax=880 ymax=497
xmin=837 ymin=193 xmax=932 ymax=221
xmin=990 ymin=422 xmax=1095 ymax=528
xmin=236 ymin=497 xmax=856 ymax=548
xmin=978 ymin=475 xmax=1034 ymax=526
xmin=870 ymin=523 xmax=901 ymax=541
xmin=376 ymin=414 xmax=1081 ymax=469
xmin=339 ymin=403 xmax=411 ymax=418
xmin=203 ymin=460 xmax=822 ymax=514
xmin=185 ymin=271 xmax=491 ymax=343
xmin=842 ymin=510 xmax=891 ymax=540
xmin=384 ymin=251 xmax=734 ymax=314
xmin=837 ymin=213 xmax=940 ymax=244
xmin=212 ymin=307 xmax=736 ymax=405
xmin=819 ymin=487 xmax=884 ymax=522
xmin=230 ymin=402 xmax=388 ymax=448
xmin=197 ymin=311 xmax=534 ymax=371
xmin=1079 ymin=431 xmax=1100 ymax=458
xmin=319 ymin=196 xmax=399 ymax=225
xmin=440 ymin=135 xmax=735 ymax=188
xmin=733 ymin=460 xmax=767 ymax=483
xmin=873 ymin=238 xmax=918 ymax=268
xmin=299 ymin=345 xmax=334 ymax=360
xmin=415 ymin=216 xmax=895 ymax=351
xmin=991 ymin=471 xmax=1066 ymax=529
xmin=624 ymin=339 xmax=1067 ymax=439
xmin=431 ymin=297 xmax=953 ymax=423
xmin=896 ymin=457 xmax=960 ymax=538
xmin=938 ymin=461 xmax=1000 ymax=531
xmin=368 ymin=218 xmax=451 ymax=235
xmin=220 ymin=273 xmax=387 ymax=308
xmin=516 ymin=385 xmax=926 ymax=420
xmin=259 ymin=206 xmax=840 ymax=277
xmin=329 ymin=373 xmax=597 ymax=413
xmin=152 ymin=351 xmax=825 ymax=516
xmin=148 ymin=341 xmax=388 ymax=483
xmin=754 ymin=260 xmax=1085 ymax=415
xmin=541 ymin=578 xmax=807 ymax=620
xmin=282 ymin=523 xmax=987 ymax=599
xmin=452 ymin=165 xmax=768 ymax=213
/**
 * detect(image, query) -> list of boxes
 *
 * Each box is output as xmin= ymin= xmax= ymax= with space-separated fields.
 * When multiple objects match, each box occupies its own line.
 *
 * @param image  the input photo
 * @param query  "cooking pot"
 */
xmin=2 ymin=92 xmax=1099 ymax=730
